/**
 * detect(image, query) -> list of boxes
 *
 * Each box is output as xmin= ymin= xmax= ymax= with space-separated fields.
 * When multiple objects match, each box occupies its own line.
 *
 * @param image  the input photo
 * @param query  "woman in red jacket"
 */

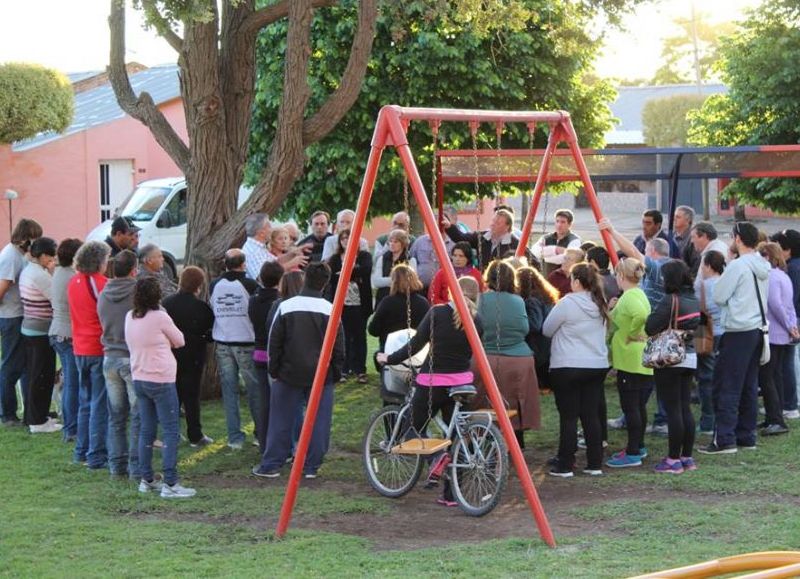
xmin=428 ymin=242 xmax=483 ymax=305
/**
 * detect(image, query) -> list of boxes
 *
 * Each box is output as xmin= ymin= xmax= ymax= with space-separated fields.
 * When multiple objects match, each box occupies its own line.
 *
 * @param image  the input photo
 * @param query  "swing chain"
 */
xmin=540 ymin=124 xmax=553 ymax=236
xmin=470 ymin=122 xmax=482 ymax=269
xmin=495 ymin=122 xmax=503 ymax=203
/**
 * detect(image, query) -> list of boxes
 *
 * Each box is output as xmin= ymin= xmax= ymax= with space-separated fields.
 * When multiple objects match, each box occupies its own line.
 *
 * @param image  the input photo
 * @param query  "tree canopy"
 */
xmin=247 ymin=0 xmax=617 ymax=220
xmin=0 ymin=63 xmax=73 ymax=144
xmin=642 ymin=93 xmax=707 ymax=147
xmin=687 ymin=0 xmax=800 ymax=213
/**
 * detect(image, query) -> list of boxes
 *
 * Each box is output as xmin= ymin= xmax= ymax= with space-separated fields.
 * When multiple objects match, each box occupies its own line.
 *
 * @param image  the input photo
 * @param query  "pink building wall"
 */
xmin=0 ymin=98 xmax=186 ymax=245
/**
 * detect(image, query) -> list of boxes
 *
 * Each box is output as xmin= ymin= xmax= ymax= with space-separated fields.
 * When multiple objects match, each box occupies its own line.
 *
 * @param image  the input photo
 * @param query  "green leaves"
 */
xmin=0 ymin=63 xmax=73 ymax=144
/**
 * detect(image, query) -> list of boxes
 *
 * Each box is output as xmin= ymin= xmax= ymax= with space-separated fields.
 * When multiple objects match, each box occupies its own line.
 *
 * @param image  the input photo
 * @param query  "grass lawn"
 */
xmin=2 ymin=363 xmax=799 ymax=578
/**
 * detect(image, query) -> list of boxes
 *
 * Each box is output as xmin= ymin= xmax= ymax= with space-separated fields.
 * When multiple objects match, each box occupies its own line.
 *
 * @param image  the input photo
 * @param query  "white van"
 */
xmin=87 ymin=177 xmax=253 ymax=279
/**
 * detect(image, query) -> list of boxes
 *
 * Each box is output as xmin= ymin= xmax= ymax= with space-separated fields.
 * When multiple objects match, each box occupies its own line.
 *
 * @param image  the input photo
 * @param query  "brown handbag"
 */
xmin=694 ymin=280 xmax=715 ymax=356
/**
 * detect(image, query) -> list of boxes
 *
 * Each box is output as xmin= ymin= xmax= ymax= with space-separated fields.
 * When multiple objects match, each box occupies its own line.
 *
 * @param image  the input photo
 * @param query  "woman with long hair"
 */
xmin=474 ymin=260 xmax=540 ymax=449
xmin=125 ymin=277 xmax=194 ymax=498
xmin=428 ymin=242 xmax=483 ymax=305
xmin=543 ymin=262 xmax=610 ymax=478
xmin=377 ymin=276 xmax=483 ymax=506
xmin=605 ymin=258 xmax=654 ymax=468
xmin=163 ymin=266 xmax=216 ymax=448
xmin=372 ymin=229 xmax=417 ymax=308
xmin=645 ymin=260 xmax=701 ymax=474
xmin=368 ymin=264 xmax=429 ymax=352
xmin=516 ymin=265 xmax=560 ymax=390
xmin=756 ymin=242 xmax=797 ymax=436
xmin=326 ymin=229 xmax=373 ymax=383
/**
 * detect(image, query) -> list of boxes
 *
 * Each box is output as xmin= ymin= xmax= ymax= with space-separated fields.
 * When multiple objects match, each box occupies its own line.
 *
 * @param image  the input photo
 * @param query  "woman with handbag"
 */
xmin=756 ymin=242 xmax=798 ymax=436
xmin=606 ymin=258 xmax=654 ymax=468
xmin=644 ymin=260 xmax=701 ymax=474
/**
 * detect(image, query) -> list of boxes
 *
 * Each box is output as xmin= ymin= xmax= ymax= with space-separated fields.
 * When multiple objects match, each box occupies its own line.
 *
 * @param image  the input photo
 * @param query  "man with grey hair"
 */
xmin=691 ymin=221 xmax=730 ymax=276
xmin=673 ymin=205 xmax=700 ymax=271
xmin=321 ymin=209 xmax=369 ymax=261
xmin=242 ymin=213 xmax=308 ymax=278
xmin=137 ymin=244 xmax=178 ymax=299
xmin=373 ymin=211 xmax=414 ymax=261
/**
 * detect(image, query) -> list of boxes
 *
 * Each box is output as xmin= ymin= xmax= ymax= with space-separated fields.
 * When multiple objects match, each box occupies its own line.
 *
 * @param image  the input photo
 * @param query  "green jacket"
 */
xmin=609 ymin=287 xmax=653 ymax=375
xmin=479 ymin=291 xmax=533 ymax=357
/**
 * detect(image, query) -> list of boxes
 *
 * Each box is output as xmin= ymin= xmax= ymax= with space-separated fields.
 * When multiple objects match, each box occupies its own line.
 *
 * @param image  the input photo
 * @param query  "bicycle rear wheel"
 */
xmin=362 ymin=405 xmax=423 ymax=498
xmin=450 ymin=421 xmax=508 ymax=516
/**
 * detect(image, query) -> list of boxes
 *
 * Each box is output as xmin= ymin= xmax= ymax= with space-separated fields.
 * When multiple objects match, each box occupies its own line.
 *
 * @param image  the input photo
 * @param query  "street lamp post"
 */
xmin=4 ymin=189 xmax=18 ymax=239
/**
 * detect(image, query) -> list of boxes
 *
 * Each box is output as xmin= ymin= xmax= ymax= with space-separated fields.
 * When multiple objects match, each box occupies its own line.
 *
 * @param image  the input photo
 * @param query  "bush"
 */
xmin=0 ymin=63 xmax=73 ymax=143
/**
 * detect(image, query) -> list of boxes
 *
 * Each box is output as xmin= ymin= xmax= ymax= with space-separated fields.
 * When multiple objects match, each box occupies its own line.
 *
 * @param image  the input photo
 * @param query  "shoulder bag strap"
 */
xmin=669 ymin=294 xmax=678 ymax=330
xmin=753 ymin=273 xmax=767 ymax=326
xmin=699 ymin=279 xmax=707 ymax=311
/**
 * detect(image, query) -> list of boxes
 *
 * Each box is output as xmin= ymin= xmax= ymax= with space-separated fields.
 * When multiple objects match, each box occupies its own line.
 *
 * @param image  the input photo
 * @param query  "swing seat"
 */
xmin=390 ymin=438 xmax=452 ymax=455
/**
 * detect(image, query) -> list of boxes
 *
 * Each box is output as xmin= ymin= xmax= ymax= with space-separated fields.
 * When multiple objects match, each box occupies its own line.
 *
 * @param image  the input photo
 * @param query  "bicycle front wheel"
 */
xmin=362 ymin=405 xmax=423 ymax=498
xmin=450 ymin=421 xmax=509 ymax=516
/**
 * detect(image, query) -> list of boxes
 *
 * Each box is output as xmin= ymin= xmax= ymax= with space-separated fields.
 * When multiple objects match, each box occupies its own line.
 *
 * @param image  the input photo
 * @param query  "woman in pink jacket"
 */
xmin=125 ymin=277 xmax=194 ymax=499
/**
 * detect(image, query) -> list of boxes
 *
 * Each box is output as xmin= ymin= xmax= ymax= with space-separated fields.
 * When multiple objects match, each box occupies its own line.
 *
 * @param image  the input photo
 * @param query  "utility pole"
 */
xmin=690 ymin=0 xmax=711 ymax=219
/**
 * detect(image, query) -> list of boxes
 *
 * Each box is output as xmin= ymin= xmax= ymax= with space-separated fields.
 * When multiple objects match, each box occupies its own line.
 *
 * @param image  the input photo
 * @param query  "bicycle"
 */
xmin=362 ymin=384 xmax=509 ymax=516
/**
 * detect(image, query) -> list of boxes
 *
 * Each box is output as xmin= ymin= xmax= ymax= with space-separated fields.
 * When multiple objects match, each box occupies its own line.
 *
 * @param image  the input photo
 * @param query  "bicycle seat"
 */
xmin=449 ymin=384 xmax=477 ymax=403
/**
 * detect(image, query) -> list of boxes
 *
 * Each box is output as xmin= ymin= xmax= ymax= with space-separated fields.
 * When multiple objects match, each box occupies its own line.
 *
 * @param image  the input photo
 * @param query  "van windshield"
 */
xmin=120 ymin=186 xmax=172 ymax=221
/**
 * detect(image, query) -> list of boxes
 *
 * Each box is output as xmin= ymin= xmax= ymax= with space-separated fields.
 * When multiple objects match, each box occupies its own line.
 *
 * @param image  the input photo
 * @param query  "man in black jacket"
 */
xmin=252 ymin=262 xmax=344 ymax=479
xmin=297 ymin=210 xmax=332 ymax=264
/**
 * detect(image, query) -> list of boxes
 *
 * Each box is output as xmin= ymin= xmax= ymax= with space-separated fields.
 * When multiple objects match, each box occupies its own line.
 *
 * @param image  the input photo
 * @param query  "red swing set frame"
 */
xmin=275 ymin=106 xmax=617 ymax=547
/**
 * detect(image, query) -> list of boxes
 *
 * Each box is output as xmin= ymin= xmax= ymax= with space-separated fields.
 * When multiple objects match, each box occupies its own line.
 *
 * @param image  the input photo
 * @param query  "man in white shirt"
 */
xmin=242 ymin=213 xmax=307 ymax=278
xmin=691 ymin=221 xmax=730 ymax=280
xmin=531 ymin=209 xmax=582 ymax=275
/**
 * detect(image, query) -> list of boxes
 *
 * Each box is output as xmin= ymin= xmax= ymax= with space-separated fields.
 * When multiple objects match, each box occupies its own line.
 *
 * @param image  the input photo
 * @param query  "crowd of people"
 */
xmin=1 ymin=201 xmax=798 ymax=500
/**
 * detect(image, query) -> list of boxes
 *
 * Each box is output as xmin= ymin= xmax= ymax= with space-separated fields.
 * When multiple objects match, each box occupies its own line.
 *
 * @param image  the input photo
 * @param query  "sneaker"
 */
xmin=577 ymin=438 xmax=608 ymax=450
xmin=251 ymin=466 xmax=280 ymax=478
xmin=548 ymin=466 xmax=574 ymax=478
xmin=29 ymin=418 xmax=63 ymax=434
xmin=761 ymin=423 xmax=789 ymax=436
xmin=697 ymin=428 xmax=714 ymax=436
xmin=190 ymin=435 xmax=214 ymax=448
xmin=697 ymin=442 xmax=737 ymax=455
xmin=426 ymin=454 xmax=451 ymax=486
xmin=252 ymin=439 xmax=260 ymax=448
xmin=638 ymin=447 xmax=648 ymax=459
xmin=654 ymin=458 xmax=684 ymax=474
xmin=546 ymin=455 xmax=559 ymax=467
xmin=436 ymin=498 xmax=458 ymax=507
xmin=357 ymin=373 xmax=369 ymax=384
xmin=606 ymin=451 xmax=643 ymax=468
xmin=227 ymin=441 xmax=243 ymax=451
xmin=737 ymin=442 xmax=757 ymax=450
xmin=160 ymin=483 xmax=197 ymax=499
xmin=646 ymin=423 xmax=668 ymax=436
xmin=680 ymin=457 xmax=698 ymax=471
xmin=153 ymin=439 xmax=164 ymax=449
xmin=782 ymin=409 xmax=800 ymax=419
xmin=303 ymin=472 xmax=318 ymax=480
xmin=138 ymin=478 xmax=164 ymax=493
xmin=607 ymin=416 xmax=626 ymax=430
xmin=582 ymin=468 xmax=603 ymax=476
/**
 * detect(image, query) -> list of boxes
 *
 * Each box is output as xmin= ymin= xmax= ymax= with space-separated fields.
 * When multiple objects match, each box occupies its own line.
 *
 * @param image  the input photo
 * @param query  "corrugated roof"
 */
xmin=66 ymin=70 xmax=104 ymax=84
xmin=606 ymin=83 xmax=728 ymax=145
xmin=13 ymin=64 xmax=181 ymax=152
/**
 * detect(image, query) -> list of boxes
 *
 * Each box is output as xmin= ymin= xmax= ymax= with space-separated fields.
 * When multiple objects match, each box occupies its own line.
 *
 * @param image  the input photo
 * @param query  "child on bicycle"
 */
xmin=377 ymin=276 xmax=483 ymax=506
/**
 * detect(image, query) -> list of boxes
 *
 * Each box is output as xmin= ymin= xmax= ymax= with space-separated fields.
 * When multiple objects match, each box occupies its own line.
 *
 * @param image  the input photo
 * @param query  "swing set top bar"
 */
xmin=388 ymin=105 xmax=569 ymax=125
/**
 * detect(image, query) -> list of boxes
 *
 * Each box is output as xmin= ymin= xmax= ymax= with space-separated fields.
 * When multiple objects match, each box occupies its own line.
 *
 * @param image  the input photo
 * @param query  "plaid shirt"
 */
xmin=242 ymin=237 xmax=276 ymax=280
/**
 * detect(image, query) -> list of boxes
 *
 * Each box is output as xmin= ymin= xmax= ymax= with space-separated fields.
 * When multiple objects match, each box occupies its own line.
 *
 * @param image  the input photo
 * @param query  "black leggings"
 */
xmin=551 ymin=367 xmax=609 ymax=470
xmin=617 ymin=371 xmax=654 ymax=455
xmin=654 ymin=367 xmax=695 ymax=459
xmin=759 ymin=344 xmax=789 ymax=427
xmin=410 ymin=386 xmax=454 ymax=436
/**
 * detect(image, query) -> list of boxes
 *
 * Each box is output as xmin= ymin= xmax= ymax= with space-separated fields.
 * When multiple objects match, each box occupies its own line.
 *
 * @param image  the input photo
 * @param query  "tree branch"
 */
xmin=108 ymin=0 xmax=190 ymax=173
xmin=302 ymin=0 xmax=378 ymax=145
xmin=140 ymin=0 xmax=184 ymax=52
xmin=243 ymin=0 xmax=337 ymax=35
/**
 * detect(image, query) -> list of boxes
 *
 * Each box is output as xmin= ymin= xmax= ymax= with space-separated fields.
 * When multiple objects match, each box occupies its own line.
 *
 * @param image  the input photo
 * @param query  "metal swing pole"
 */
xmin=516 ymin=122 xmax=562 ymax=254
xmin=274 ymin=110 xmax=390 ymax=539
xmin=384 ymin=107 xmax=557 ymax=548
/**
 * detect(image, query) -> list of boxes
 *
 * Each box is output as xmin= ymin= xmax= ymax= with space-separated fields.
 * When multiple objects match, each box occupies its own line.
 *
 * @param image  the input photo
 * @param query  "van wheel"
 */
xmin=163 ymin=257 xmax=178 ymax=282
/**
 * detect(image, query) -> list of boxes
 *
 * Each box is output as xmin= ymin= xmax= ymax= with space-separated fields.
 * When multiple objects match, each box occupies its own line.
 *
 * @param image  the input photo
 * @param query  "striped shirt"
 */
xmin=242 ymin=237 xmax=275 ymax=280
xmin=19 ymin=262 xmax=53 ymax=335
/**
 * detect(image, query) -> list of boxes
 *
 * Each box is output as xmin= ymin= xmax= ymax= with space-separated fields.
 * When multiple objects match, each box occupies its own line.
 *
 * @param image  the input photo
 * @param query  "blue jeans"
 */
xmin=712 ymin=330 xmax=761 ymax=448
xmin=104 ymin=357 xmax=140 ymax=478
xmin=0 ymin=316 xmax=27 ymax=422
xmin=134 ymin=380 xmax=180 ymax=486
xmin=695 ymin=335 xmax=721 ymax=432
xmin=215 ymin=344 xmax=260 ymax=446
xmin=50 ymin=336 xmax=79 ymax=439
xmin=259 ymin=379 xmax=334 ymax=474
xmin=783 ymin=343 xmax=798 ymax=411
xmin=74 ymin=355 xmax=108 ymax=467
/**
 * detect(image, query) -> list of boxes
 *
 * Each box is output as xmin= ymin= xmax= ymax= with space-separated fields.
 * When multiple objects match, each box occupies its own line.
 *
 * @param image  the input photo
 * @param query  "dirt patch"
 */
xmin=168 ymin=469 xmax=723 ymax=550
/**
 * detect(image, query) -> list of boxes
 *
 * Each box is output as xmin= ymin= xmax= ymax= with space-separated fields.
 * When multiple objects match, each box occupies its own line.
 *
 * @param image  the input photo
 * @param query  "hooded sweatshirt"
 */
xmin=97 ymin=276 xmax=137 ymax=357
xmin=542 ymin=291 xmax=609 ymax=369
xmin=712 ymin=251 xmax=771 ymax=332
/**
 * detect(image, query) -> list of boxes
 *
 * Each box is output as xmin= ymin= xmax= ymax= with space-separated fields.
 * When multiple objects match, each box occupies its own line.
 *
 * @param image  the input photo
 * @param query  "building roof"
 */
xmin=66 ymin=70 xmax=104 ymax=84
xmin=605 ymin=83 xmax=728 ymax=145
xmin=13 ymin=64 xmax=181 ymax=152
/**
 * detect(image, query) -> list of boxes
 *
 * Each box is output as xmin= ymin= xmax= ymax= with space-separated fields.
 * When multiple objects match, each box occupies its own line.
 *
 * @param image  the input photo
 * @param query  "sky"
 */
xmin=0 ymin=0 xmax=764 ymax=79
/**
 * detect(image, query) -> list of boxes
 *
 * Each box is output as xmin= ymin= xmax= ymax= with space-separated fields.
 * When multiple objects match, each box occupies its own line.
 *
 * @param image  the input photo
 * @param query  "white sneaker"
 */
xmin=783 ymin=409 xmax=800 ymax=420
xmin=160 ymin=483 xmax=196 ymax=499
xmin=29 ymin=418 xmax=63 ymax=434
xmin=228 ymin=441 xmax=243 ymax=451
xmin=190 ymin=435 xmax=214 ymax=448
xmin=138 ymin=478 xmax=164 ymax=493
xmin=607 ymin=417 xmax=625 ymax=430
